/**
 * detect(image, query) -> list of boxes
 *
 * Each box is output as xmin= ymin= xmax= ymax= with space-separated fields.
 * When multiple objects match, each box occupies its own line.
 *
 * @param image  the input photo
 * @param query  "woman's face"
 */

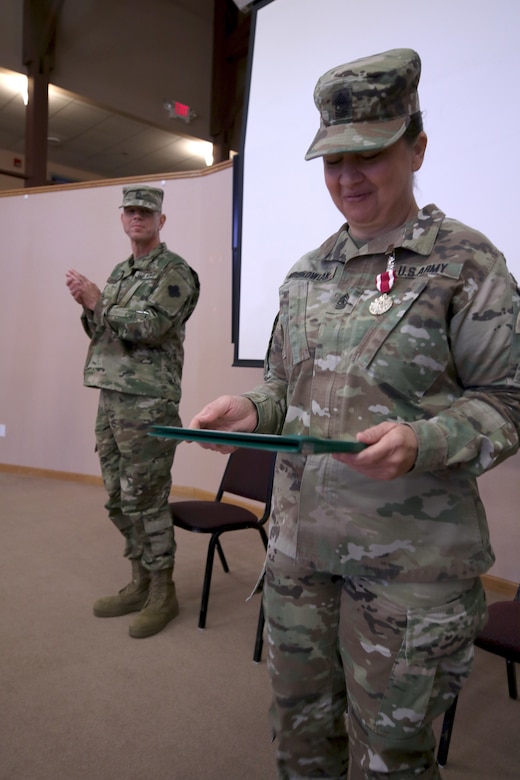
xmin=323 ymin=132 xmax=427 ymax=241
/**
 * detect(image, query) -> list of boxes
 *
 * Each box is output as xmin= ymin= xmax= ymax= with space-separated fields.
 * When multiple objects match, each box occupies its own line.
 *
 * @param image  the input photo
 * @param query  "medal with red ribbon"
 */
xmin=369 ymin=252 xmax=396 ymax=315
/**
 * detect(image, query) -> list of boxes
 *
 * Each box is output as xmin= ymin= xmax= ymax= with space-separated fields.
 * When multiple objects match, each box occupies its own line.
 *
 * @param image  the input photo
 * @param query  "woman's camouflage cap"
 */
xmin=120 ymin=185 xmax=164 ymax=211
xmin=305 ymin=48 xmax=421 ymax=160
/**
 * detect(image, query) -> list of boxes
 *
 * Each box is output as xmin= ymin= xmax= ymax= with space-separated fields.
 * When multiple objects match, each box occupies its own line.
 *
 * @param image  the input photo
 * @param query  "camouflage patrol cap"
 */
xmin=120 ymin=185 xmax=164 ymax=211
xmin=305 ymin=48 xmax=421 ymax=160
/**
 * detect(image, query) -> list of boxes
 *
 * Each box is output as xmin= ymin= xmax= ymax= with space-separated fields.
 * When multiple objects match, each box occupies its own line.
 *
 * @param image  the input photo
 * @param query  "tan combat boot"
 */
xmin=128 ymin=568 xmax=179 ymax=638
xmin=93 ymin=559 xmax=150 ymax=617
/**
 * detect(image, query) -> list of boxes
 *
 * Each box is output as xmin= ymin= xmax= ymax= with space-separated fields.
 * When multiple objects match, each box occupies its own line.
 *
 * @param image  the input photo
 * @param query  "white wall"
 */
xmin=237 ymin=0 xmax=520 ymax=362
xmin=0 ymin=165 xmax=517 ymax=585
xmin=0 ymin=165 xmax=263 ymax=495
xmin=478 ymin=453 xmax=520 ymax=585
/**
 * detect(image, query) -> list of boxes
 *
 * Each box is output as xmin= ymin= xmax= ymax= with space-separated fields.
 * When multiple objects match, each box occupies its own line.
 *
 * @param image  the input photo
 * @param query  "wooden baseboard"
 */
xmin=0 ymin=462 xmax=516 ymax=593
xmin=0 ymin=463 xmax=248 ymax=506
xmin=0 ymin=462 xmax=104 ymax=486
xmin=480 ymin=573 xmax=518 ymax=598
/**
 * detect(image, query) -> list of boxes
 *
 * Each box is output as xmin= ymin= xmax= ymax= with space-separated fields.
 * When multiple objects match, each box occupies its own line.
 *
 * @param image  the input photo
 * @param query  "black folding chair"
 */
xmin=437 ymin=584 xmax=520 ymax=767
xmin=169 ymin=447 xmax=275 ymax=634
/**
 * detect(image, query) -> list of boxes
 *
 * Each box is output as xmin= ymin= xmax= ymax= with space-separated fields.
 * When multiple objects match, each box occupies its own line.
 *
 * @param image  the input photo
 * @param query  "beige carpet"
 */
xmin=1 ymin=471 xmax=518 ymax=779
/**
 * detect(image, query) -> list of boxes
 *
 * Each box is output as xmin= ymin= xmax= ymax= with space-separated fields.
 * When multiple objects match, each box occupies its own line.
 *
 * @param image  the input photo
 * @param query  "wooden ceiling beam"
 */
xmin=22 ymin=0 xmax=65 ymax=187
xmin=210 ymin=0 xmax=251 ymax=163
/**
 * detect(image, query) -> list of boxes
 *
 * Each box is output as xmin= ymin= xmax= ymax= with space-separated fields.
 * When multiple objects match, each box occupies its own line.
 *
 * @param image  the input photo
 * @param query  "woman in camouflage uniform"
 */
xmin=190 ymin=49 xmax=520 ymax=778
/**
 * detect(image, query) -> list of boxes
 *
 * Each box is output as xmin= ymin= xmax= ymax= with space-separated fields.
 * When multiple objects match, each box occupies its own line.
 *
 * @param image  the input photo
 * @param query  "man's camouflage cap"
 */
xmin=120 ymin=185 xmax=164 ymax=211
xmin=305 ymin=48 xmax=421 ymax=160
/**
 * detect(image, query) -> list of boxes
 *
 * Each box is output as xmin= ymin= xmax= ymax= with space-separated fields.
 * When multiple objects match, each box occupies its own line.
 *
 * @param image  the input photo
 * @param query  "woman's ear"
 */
xmin=412 ymin=131 xmax=428 ymax=172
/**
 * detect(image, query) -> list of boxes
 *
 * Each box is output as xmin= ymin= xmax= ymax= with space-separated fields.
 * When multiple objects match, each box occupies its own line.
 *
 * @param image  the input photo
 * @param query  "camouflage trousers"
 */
xmin=95 ymin=389 xmax=180 ymax=572
xmin=264 ymin=549 xmax=487 ymax=779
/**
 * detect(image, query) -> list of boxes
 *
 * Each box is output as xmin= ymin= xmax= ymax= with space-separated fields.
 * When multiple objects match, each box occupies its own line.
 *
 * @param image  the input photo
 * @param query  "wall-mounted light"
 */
xmin=0 ymin=70 xmax=29 ymax=105
xmin=187 ymin=140 xmax=213 ymax=167
xmin=202 ymin=143 xmax=213 ymax=167
xmin=20 ymin=77 xmax=28 ymax=106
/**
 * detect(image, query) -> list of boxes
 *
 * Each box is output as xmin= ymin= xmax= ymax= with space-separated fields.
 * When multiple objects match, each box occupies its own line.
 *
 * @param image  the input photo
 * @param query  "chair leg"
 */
xmin=258 ymin=525 xmax=268 ymax=549
xmin=199 ymin=535 xmax=219 ymax=629
xmin=253 ymin=592 xmax=265 ymax=663
xmin=215 ymin=538 xmax=229 ymax=573
xmin=437 ymin=696 xmax=458 ymax=768
xmin=506 ymin=659 xmax=518 ymax=700
xmin=252 ymin=529 xmax=268 ymax=662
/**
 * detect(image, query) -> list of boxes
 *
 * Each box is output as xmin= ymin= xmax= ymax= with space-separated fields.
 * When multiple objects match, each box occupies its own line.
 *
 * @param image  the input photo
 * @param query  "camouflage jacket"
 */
xmin=244 ymin=205 xmax=520 ymax=580
xmin=81 ymin=242 xmax=200 ymax=400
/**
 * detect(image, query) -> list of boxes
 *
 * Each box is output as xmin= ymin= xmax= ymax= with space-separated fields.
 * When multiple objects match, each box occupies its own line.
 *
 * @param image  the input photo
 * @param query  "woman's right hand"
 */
xmin=188 ymin=395 xmax=258 ymax=452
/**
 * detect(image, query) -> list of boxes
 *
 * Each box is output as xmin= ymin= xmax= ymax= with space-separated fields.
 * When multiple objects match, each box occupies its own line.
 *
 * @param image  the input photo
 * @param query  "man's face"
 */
xmin=121 ymin=206 xmax=164 ymax=243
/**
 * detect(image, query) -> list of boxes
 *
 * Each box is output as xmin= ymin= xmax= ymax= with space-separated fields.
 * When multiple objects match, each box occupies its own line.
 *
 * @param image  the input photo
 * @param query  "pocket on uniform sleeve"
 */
xmin=280 ymin=280 xmax=311 ymax=368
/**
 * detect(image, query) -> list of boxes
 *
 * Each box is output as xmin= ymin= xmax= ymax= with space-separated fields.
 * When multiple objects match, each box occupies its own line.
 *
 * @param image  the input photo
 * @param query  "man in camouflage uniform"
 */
xmin=66 ymin=185 xmax=199 ymax=638
xmin=189 ymin=49 xmax=520 ymax=777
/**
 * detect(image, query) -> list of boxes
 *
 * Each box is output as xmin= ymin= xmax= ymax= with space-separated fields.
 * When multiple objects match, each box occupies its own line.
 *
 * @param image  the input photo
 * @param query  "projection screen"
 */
xmin=233 ymin=0 xmax=520 ymax=365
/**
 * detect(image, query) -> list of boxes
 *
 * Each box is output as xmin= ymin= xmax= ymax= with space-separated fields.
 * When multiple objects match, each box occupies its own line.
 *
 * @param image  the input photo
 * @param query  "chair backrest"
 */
xmin=215 ymin=448 xmax=276 ymax=523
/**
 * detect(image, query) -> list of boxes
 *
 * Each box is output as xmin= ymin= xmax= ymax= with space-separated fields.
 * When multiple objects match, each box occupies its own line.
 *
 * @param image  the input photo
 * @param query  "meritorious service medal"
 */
xmin=369 ymin=252 xmax=396 ymax=316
